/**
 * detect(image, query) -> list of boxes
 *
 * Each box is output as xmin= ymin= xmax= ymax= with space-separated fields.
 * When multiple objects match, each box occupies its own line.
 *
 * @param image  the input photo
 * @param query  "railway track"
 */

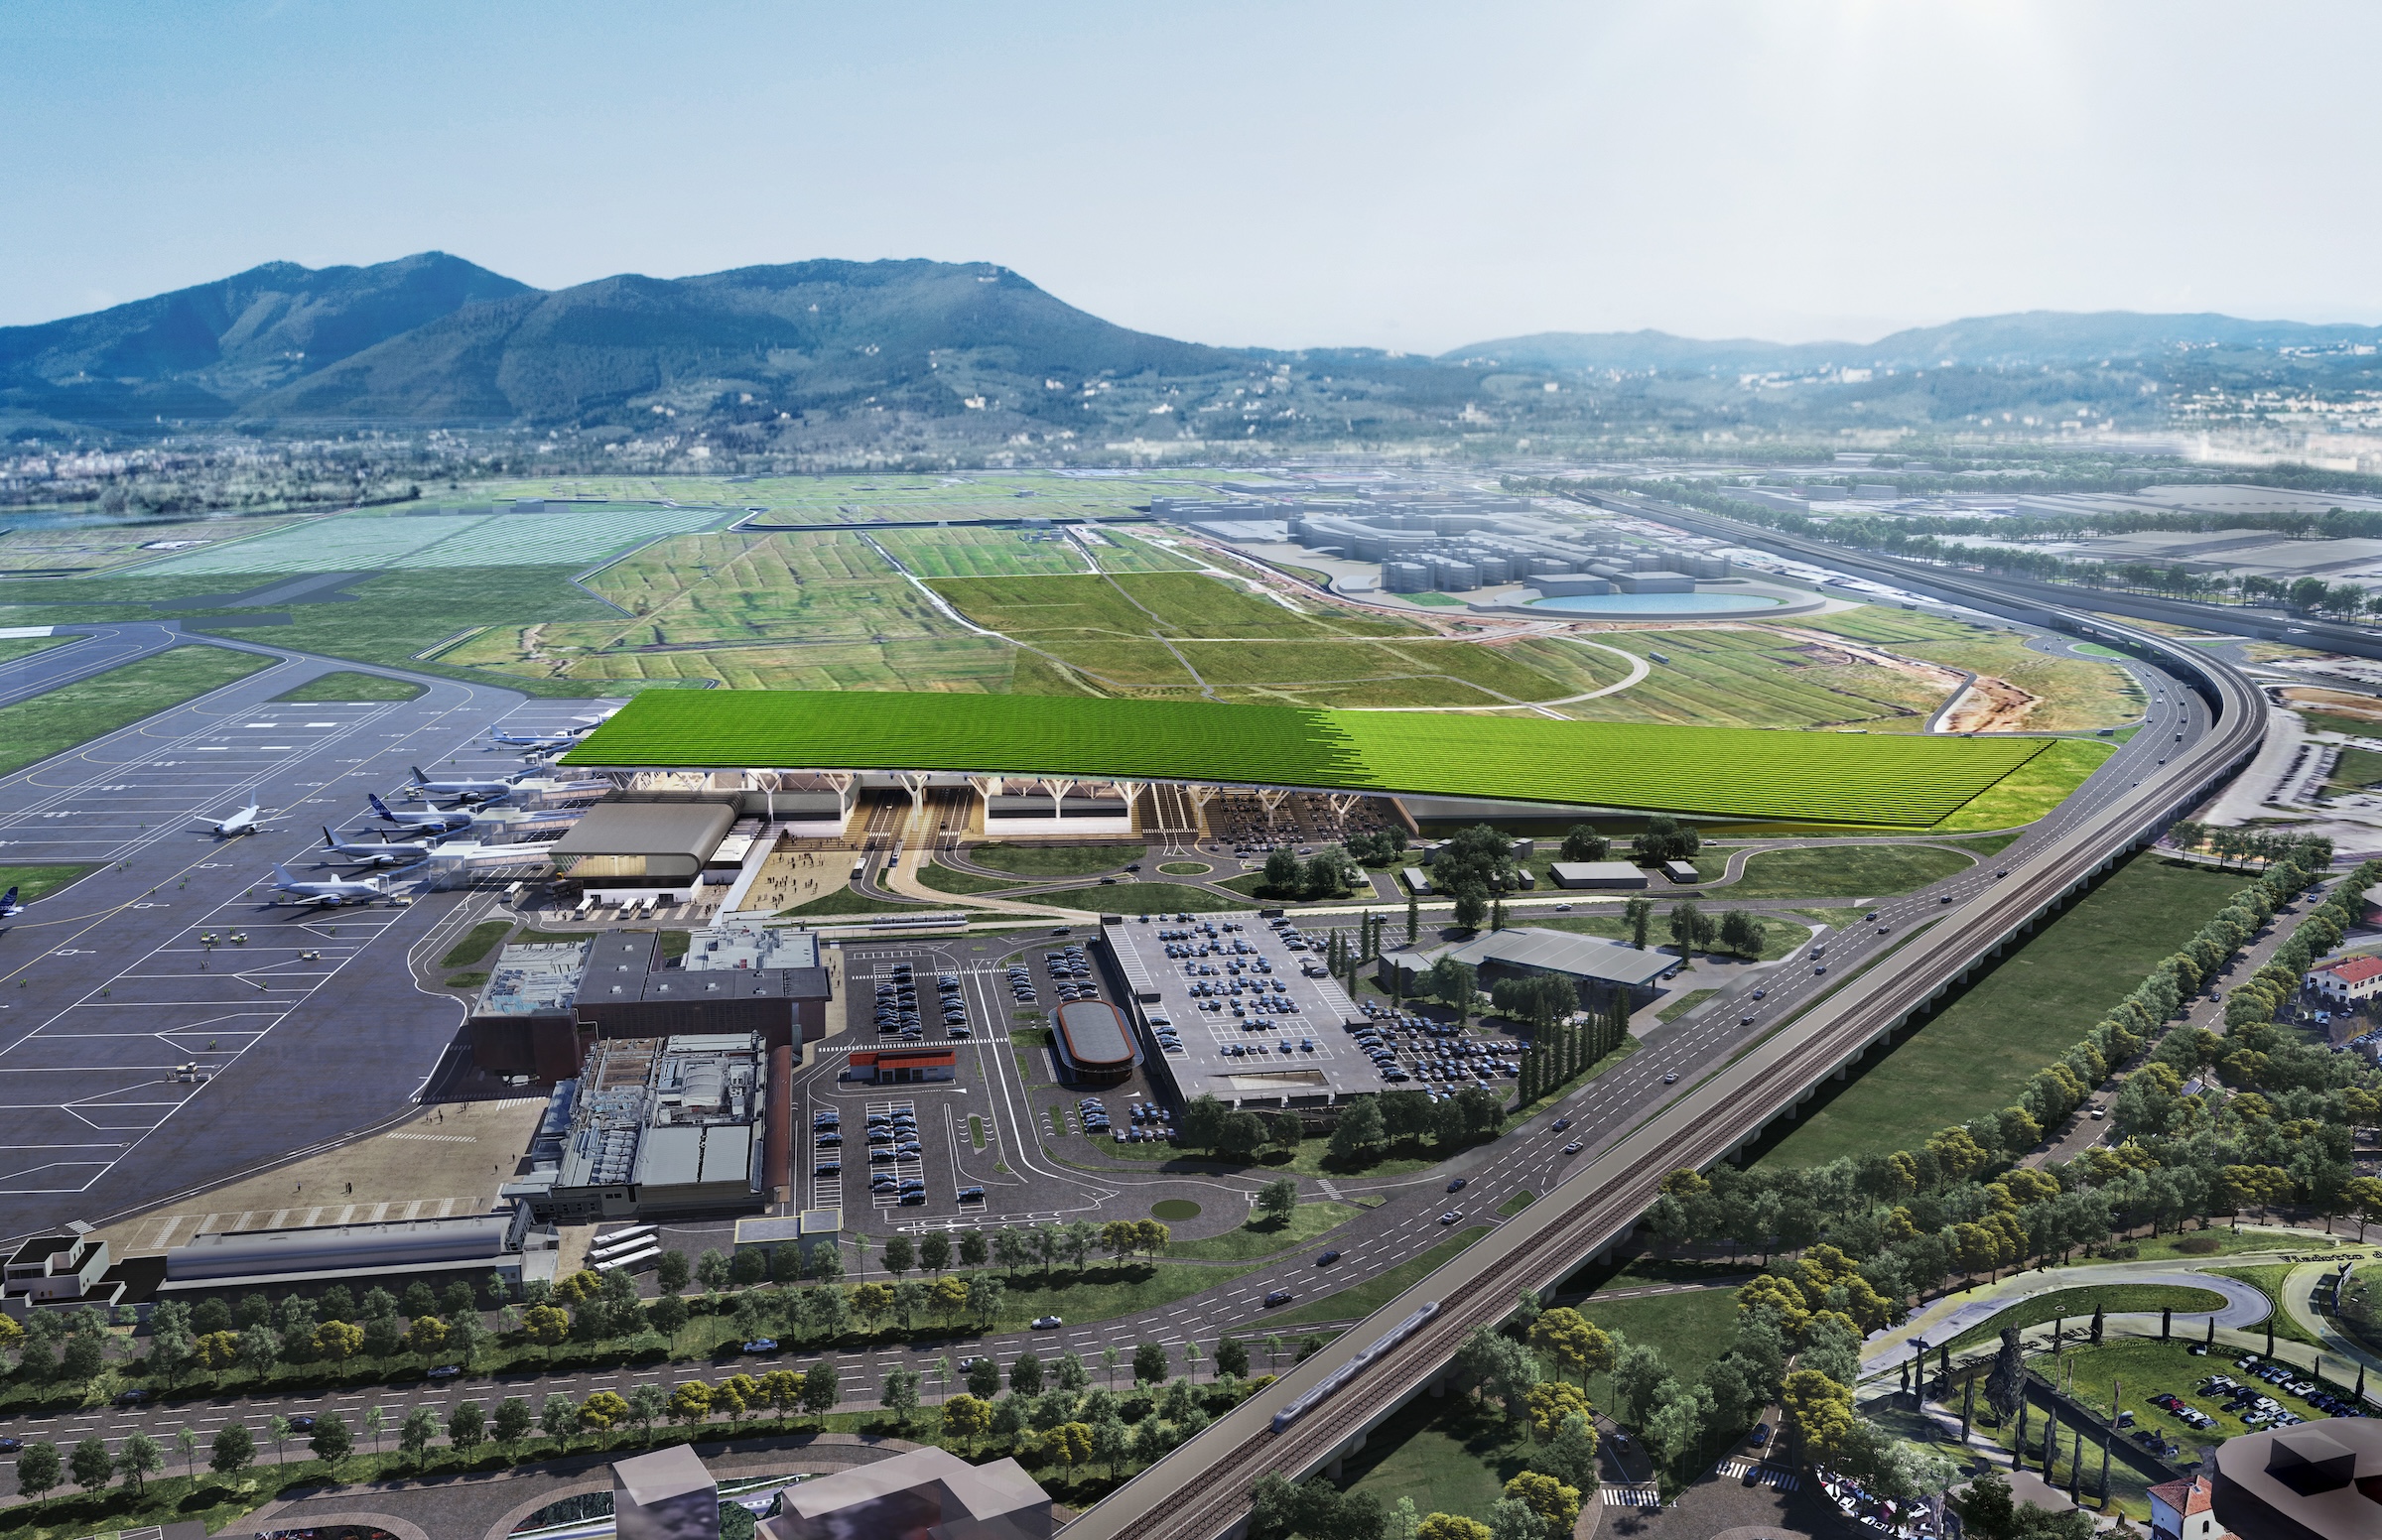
xmin=1058 ymin=523 xmax=2267 ymax=1540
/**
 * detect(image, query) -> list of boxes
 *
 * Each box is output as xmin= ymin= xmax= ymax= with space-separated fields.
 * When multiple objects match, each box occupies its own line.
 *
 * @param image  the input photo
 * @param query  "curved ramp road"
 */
xmin=1054 ymin=540 xmax=2268 ymax=1540
xmin=1861 ymin=1261 xmax=2275 ymax=1376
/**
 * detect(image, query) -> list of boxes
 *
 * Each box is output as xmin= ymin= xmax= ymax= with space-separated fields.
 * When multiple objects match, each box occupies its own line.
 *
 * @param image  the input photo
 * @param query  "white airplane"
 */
xmin=268 ymin=862 xmax=384 ymax=906
xmin=407 ymin=765 xmax=518 ymax=805
xmin=486 ymin=725 xmax=590 ymax=750
xmin=367 ymin=793 xmax=473 ymax=833
xmin=320 ymin=827 xmax=436 ymax=867
xmin=198 ymin=803 xmax=275 ymax=837
xmin=0 ymin=886 xmax=23 ymax=920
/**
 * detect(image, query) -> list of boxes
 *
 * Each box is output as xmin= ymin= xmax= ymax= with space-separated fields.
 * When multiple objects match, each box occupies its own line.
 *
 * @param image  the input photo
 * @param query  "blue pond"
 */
xmin=1525 ymin=591 xmax=1785 ymax=615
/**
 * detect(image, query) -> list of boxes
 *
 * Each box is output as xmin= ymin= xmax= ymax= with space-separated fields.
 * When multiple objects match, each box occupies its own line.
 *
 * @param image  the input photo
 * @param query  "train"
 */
xmin=1269 ymin=1301 xmax=1439 ymax=1434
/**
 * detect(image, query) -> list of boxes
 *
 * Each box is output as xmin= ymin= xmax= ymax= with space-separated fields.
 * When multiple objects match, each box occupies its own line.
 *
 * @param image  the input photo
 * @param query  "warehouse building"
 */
xmin=1549 ymin=860 xmax=1648 ymax=889
xmin=158 ymin=1208 xmax=561 ymax=1300
xmin=467 ymin=923 xmax=831 ymax=1080
xmin=846 ymin=1046 xmax=958 ymax=1084
xmin=760 ymin=1445 xmax=1053 ymax=1540
xmin=503 ymin=1031 xmax=786 ymax=1224
xmin=1380 ymin=926 xmax=1682 ymax=1011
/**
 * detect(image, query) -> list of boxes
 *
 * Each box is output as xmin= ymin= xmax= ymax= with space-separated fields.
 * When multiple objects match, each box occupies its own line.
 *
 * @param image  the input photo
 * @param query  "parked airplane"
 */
xmin=0 ymin=886 xmax=22 ymax=919
xmin=198 ymin=803 xmax=275 ymax=837
xmin=366 ymin=792 xmax=473 ymax=833
xmin=486 ymin=725 xmax=590 ymax=750
xmin=407 ymin=766 xmax=519 ymax=805
xmin=268 ymin=863 xmax=383 ymax=906
xmin=320 ymin=827 xmax=436 ymax=867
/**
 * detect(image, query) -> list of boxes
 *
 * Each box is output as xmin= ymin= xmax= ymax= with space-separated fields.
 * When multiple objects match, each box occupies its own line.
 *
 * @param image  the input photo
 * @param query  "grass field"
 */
xmin=472 ymin=467 xmax=1218 ymax=523
xmin=0 ymin=644 xmax=274 ymax=776
xmin=272 ymin=671 xmax=424 ymax=702
xmin=567 ymin=689 xmax=2071 ymax=828
xmin=2324 ymin=745 xmax=2382 ymax=796
xmin=0 ymin=512 xmax=313 ymax=575
xmin=1932 ymin=738 xmax=2115 ymax=831
xmin=1569 ymin=1284 xmax=1747 ymax=1393
xmin=439 ymin=921 xmax=516 ymax=969
xmin=1797 ymin=611 xmax=2146 ymax=732
xmin=1560 ymin=623 xmax=1948 ymax=729
xmin=874 ymin=525 xmax=1091 ymax=578
xmin=970 ymin=842 xmax=1144 ymax=878
xmin=141 ymin=505 xmax=727 ymax=576
xmin=0 ymin=863 xmax=102 ymax=906
xmin=1268 ymin=1226 xmax=1492 ymax=1327
xmin=778 ymin=887 xmax=945 ymax=916
xmin=1757 ymin=853 xmax=2245 ymax=1167
xmin=0 ymin=634 xmax=69 ymax=664
xmin=1514 ymin=911 xmax=1813 ymax=962
xmin=1715 ymin=843 xmax=1974 ymax=899
xmin=1167 ymin=1202 xmax=1359 ymax=1260
xmin=918 ymin=862 xmax=1026 ymax=896
xmin=1942 ymin=1284 xmax=2230 ymax=1349
xmin=2206 ymin=1266 xmax=2323 ymax=1348
xmin=1343 ymin=1396 xmax=1537 ymax=1527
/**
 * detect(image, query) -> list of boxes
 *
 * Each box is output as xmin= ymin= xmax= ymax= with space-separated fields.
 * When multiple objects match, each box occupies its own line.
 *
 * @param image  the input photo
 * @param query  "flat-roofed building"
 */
xmin=847 ymin=1047 xmax=957 ymax=1084
xmin=759 ymin=1445 xmax=1053 ymax=1540
xmin=1549 ymin=860 xmax=1647 ymax=889
xmin=1380 ymin=926 xmax=1681 ymax=1011
xmin=2207 ymin=1419 xmax=2382 ymax=1540
xmin=613 ymin=1444 xmax=719 ymax=1540
xmin=159 ymin=1209 xmax=560 ymax=1299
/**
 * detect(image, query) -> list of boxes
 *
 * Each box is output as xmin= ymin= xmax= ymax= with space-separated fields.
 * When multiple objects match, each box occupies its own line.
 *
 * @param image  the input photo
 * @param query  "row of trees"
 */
xmin=1178 ymin=1086 xmax=1507 ymax=1169
xmin=2167 ymin=823 xmax=2330 ymax=872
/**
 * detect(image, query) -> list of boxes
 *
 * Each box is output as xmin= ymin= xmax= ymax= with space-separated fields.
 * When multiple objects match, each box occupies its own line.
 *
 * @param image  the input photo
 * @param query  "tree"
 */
xmin=626 ymin=1381 xmax=669 ymax=1439
xmin=177 ymin=1425 xmax=199 ymax=1479
xmin=1667 ymin=901 xmax=1712 ymax=959
xmin=968 ymin=1274 xmax=1006 ymax=1331
xmin=1780 ymin=1368 xmax=1854 ymax=1468
xmin=1632 ymin=815 xmax=1699 ymax=865
xmin=1011 ymin=1350 xmax=1046 ymax=1396
xmin=648 ymin=1291 xmax=690 ymax=1340
xmin=399 ymin=1406 xmax=441 ymax=1468
xmin=1454 ymin=1326 xmax=1539 ymax=1423
xmin=654 ymin=1249 xmax=693 ymax=1294
xmin=944 ymin=1393 xmax=993 ymax=1453
xmin=15 ymin=1441 xmax=61 ymax=1498
xmin=1093 ymin=1412 xmax=1131 ymax=1477
xmin=1264 ymin=846 xmax=1302 ymax=894
xmin=70 ymin=1434 xmax=115 ymax=1491
xmin=1542 ymin=1411 xmax=1599 ymax=1494
xmin=1717 ymin=909 xmax=1766 ymax=958
xmin=1216 ymin=1336 xmax=1251 ymax=1379
xmin=539 ymin=1393 xmax=579 ymax=1447
xmin=493 ymin=1396 xmax=534 ymax=1450
xmin=670 ymin=1379 xmax=716 ymax=1428
xmin=1045 ymin=1419 xmax=1095 ymax=1480
xmin=448 ymin=1401 xmax=486 ymax=1457
xmin=116 ymin=1430 xmax=163 ymax=1493
xmin=1984 ymin=1326 xmax=2027 ymax=1421
xmin=1528 ymin=1308 xmax=1612 ymax=1387
xmin=209 ymin=1421 xmax=256 ymax=1476
xmin=1624 ymin=897 xmax=1654 ymax=949
xmin=1218 ymin=1110 xmax=1269 ymax=1161
xmin=309 ymin=1411 xmax=353 ymax=1466
xmin=1452 ymin=884 xmax=1490 ymax=933
xmin=1489 ymin=1497 xmax=1544 ymax=1540
xmin=1526 ymin=1380 xmax=1591 ymax=1439
xmin=267 ymin=1413 xmax=293 ymax=1468
xmin=580 ymin=1391 xmax=629 ymax=1447
xmin=1135 ymin=1341 xmax=1171 ymax=1385
xmin=1559 ymin=825 xmax=1609 ymax=862
xmin=1257 ymin=1177 xmax=1300 ymax=1222
xmin=1418 ymin=1516 xmax=1492 ymax=1540
xmin=1504 ymin=1471 xmax=1581 ymax=1536
xmin=960 ymin=1229 xmax=991 ymax=1268
xmin=523 ymin=1302 xmax=571 ymax=1361
xmin=312 ymin=1318 xmax=364 ymax=1366
xmin=883 ymin=1364 xmax=922 ymax=1427
xmin=405 ymin=1315 xmax=449 ymax=1364
xmin=803 ymin=1360 xmax=842 ymax=1426
xmin=883 ymin=1233 xmax=916 ymax=1278
xmin=920 ymin=1230 xmax=952 ymax=1275
xmin=1425 ymin=956 xmax=1479 ymax=1020
xmin=696 ymin=1248 xmax=733 ymax=1291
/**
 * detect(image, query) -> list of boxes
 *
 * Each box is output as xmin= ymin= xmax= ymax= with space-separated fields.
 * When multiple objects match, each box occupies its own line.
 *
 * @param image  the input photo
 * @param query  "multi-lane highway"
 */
xmin=1056 ymin=525 xmax=2269 ymax=1540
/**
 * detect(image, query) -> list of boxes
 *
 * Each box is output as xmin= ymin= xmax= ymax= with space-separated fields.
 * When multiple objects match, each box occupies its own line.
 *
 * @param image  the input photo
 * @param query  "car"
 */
xmin=958 ymin=1187 xmax=986 ymax=1203
xmin=1751 ymin=988 xmax=1766 ymax=1000
xmin=1996 ymin=869 xmax=2008 ymax=877
xmin=1264 ymin=1289 xmax=1295 ymax=1307
xmin=1940 ymin=894 xmax=1954 ymax=904
xmin=1550 ymin=1117 xmax=1571 ymax=1131
xmin=957 ymin=1355 xmax=989 ymax=1371
xmin=426 ymin=1365 xmax=462 ymax=1380
xmin=1813 ymin=964 xmax=1826 ymax=975
xmin=1439 ymin=1210 xmax=1462 ymax=1224
xmin=1750 ymin=1423 xmax=1771 ymax=1447
xmin=743 ymin=1338 xmax=778 ymax=1353
xmin=1031 ymin=1315 xmax=1065 ymax=1330
xmin=1865 ymin=911 xmax=1878 ymax=921
xmin=1316 ymin=1249 xmax=1342 ymax=1265
xmin=1563 ymin=1140 xmax=1583 ymax=1154
xmin=114 ymin=1388 xmax=150 ymax=1405
xmin=1447 ymin=1177 xmax=1469 ymax=1192
xmin=1661 ymin=1072 xmax=1678 ymax=1085
xmin=0 ymin=1436 xmax=18 ymax=1454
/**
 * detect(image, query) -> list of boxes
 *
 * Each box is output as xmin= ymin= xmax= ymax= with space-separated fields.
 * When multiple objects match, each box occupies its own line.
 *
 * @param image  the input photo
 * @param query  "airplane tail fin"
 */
xmin=271 ymin=863 xmax=297 ymax=885
xmin=368 ymin=793 xmax=393 ymax=819
xmin=324 ymin=827 xmax=338 ymax=847
xmin=412 ymin=766 xmax=431 ymax=784
xmin=0 ymin=886 xmax=17 ymax=911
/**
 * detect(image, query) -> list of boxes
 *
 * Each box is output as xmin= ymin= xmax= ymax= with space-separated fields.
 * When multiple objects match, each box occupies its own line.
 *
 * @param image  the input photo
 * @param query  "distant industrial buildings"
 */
xmin=1380 ymin=926 xmax=1683 ymax=1012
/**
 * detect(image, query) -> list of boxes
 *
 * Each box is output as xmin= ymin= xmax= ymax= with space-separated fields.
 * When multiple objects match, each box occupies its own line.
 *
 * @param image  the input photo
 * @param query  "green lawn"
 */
xmin=1657 ymin=988 xmax=1718 ymax=1024
xmin=1157 ymin=861 xmax=1213 ymax=875
xmin=1943 ymin=1284 xmax=2229 ymax=1350
xmin=1568 ymin=1285 xmax=1746 ymax=1395
xmin=1030 ymin=881 xmax=1253 ymax=915
xmin=1167 ymin=1203 xmax=1360 ymax=1261
xmin=439 ymin=920 xmax=515 ymax=968
xmin=1933 ymin=738 xmax=2113 ymax=831
xmin=918 ymin=862 xmax=1026 ymax=896
xmin=1344 ymin=1395 xmax=1535 ymax=1526
xmin=1715 ymin=843 xmax=1973 ymax=899
xmin=0 ymin=863 xmax=102 ymax=907
xmin=1269 ymin=1226 xmax=1492 ymax=1327
xmin=967 ymin=841 xmax=1146 ymax=878
xmin=0 ymin=644 xmax=274 ymax=776
xmin=1515 ymin=910 xmax=1812 ymax=962
xmin=2126 ymin=1228 xmax=2328 ymax=1263
xmin=2324 ymin=745 xmax=2382 ymax=796
xmin=2207 ymin=1266 xmax=2323 ymax=1347
xmin=1758 ymin=853 xmax=2244 ymax=1167
xmin=983 ymin=1258 xmax=1263 ymax=1331
xmin=1948 ymin=832 xmax=2027 ymax=856
xmin=271 ymin=670 xmax=425 ymax=702
xmin=0 ymin=634 xmax=68 ymax=664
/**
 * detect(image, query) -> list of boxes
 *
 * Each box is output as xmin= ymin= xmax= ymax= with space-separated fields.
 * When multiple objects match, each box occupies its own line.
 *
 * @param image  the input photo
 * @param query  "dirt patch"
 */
xmin=1766 ymin=624 xmax=2044 ymax=730
xmin=2284 ymin=687 xmax=2382 ymax=723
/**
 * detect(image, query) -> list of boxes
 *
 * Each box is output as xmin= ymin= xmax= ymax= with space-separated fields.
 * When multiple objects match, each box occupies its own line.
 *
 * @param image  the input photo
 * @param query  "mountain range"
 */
xmin=6 ymin=251 xmax=2378 ymax=445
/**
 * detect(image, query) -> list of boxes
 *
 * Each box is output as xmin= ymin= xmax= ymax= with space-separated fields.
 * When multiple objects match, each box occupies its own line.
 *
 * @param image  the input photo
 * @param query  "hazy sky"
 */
xmin=8 ymin=1 xmax=2381 ymax=352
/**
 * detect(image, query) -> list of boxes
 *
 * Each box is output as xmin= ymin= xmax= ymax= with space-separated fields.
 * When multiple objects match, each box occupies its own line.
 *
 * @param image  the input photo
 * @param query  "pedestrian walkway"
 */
xmin=1713 ymin=1459 xmax=1800 ymax=1489
xmin=1601 ymin=1484 xmax=1662 ymax=1508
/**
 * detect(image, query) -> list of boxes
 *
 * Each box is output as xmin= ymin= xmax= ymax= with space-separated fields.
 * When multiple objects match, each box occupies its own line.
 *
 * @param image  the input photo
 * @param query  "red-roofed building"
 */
xmin=2149 ymin=1473 xmax=2229 ymax=1540
xmin=2311 ymin=955 xmax=2382 ymax=1005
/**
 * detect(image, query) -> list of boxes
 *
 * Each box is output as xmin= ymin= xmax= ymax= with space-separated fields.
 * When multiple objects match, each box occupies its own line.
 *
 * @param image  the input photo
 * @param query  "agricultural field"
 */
xmin=0 ymin=513 xmax=313 ymax=575
xmin=1757 ymin=853 xmax=2245 ymax=1167
xmin=1559 ymin=623 xmax=1951 ymax=729
xmin=565 ymin=688 xmax=2079 ymax=827
xmin=1080 ymin=527 xmax=1207 ymax=573
xmin=874 ymin=525 xmax=1091 ymax=578
xmin=1797 ymin=607 xmax=2145 ymax=731
xmin=1713 ymin=842 xmax=1976 ymax=899
xmin=467 ymin=467 xmax=1226 ymax=523
xmin=139 ymin=505 xmax=728 ymax=576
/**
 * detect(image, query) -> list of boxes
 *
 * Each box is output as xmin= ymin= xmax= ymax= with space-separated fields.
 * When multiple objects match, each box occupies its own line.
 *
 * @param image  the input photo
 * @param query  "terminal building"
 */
xmin=158 ymin=1208 xmax=561 ymax=1300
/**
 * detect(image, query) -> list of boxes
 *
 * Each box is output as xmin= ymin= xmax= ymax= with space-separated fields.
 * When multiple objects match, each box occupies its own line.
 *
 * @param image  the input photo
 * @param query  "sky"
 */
xmin=7 ymin=1 xmax=2382 ymax=353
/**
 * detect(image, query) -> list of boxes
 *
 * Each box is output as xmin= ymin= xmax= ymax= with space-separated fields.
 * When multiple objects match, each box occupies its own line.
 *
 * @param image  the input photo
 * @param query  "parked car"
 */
xmin=426 ymin=1365 xmax=462 ymax=1380
xmin=1032 ymin=1315 xmax=1065 ymax=1330
xmin=743 ymin=1338 xmax=778 ymax=1353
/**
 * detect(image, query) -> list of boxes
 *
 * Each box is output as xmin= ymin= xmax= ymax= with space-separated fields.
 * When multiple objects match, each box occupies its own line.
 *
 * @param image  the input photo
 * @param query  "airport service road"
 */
xmin=0 ymin=645 xmax=600 ymax=1245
